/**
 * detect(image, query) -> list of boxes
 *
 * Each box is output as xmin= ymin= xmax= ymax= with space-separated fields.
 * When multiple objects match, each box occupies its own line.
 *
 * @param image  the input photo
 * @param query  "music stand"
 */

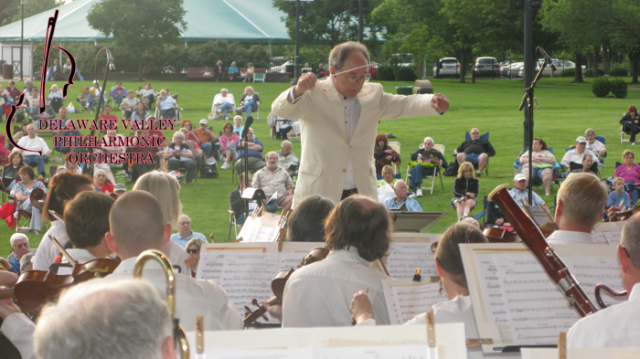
xmin=391 ymin=211 xmax=449 ymax=232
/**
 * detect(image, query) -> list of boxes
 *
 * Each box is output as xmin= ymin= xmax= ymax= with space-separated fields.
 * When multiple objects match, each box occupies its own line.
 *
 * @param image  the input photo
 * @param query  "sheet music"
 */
xmin=236 ymin=216 xmax=260 ymax=241
xmin=563 ymin=256 xmax=626 ymax=307
xmin=208 ymin=347 xmax=313 ymax=359
xmin=381 ymin=278 xmax=447 ymax=325
xmin=313 ymin=345 xmax=434 ymax=359
xmin=278 ymin=252 xmax=306 ymax=272
xmin=386 ymin=242 xmax=437 ymax=279
xmin=591 ymin=231 xmax=621 ymax=246
xmin=237 ymin=212 xmax=281 ymax=242
xmin=525 ymin=205 xmax=552 ymax=226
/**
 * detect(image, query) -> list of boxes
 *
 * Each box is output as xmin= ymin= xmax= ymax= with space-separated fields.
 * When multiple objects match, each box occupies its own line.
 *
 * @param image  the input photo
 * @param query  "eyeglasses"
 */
xmin=14 ymin=243 xmax=28 ymax=248
xmin=342 ymin=72 xmax=371 ymax=84
xmin=179 ymin=221 xmax=191 ymax=225
xmin=186 ymin=249 xmax=199 ymax=254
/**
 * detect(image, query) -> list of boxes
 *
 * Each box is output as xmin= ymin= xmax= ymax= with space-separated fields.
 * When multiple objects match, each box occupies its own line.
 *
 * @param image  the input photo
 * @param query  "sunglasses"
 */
xmin=186 ymin=249 xmax=199 ymax=254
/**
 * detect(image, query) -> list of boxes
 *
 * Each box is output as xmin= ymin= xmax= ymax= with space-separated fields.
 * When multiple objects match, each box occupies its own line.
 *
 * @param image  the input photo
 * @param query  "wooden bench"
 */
xmin=186 ymin=67 xmax=216 ymax=78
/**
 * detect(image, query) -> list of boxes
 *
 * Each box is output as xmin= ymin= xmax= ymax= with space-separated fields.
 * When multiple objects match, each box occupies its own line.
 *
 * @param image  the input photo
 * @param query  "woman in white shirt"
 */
xmin=519 ymin=137 xmax=556 ymax=196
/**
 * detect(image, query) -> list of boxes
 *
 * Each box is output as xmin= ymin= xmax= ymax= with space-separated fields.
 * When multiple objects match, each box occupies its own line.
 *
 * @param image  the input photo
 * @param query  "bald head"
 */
xmin=109 ymin=190 xmax=166 ymax=258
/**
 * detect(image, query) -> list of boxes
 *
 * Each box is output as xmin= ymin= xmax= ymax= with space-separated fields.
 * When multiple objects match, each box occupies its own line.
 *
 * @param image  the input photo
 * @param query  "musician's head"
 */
xmin=325 ymin=196 xmax=391 ymax=262
xmin=620 ymin=213 xmax=640 ymax=291
xmin=43 ymin=172 xmax=94 ymax=222
xmin=65 ymin=191 xmax=114 ymax=253
xmin=287 ymin=195 xmax=334 ymax=242
xmin=133 ymin=171 xmax=182 ymax=228
xmin=34 ymin=278 xmax=174 ymax=359
xmin=435 ymin=223 xmax=487 ymax=299
xmin=556 ymin=173 xmax=607 ymax=230
xmin=107 ymin=190 xmax=170 ymax=259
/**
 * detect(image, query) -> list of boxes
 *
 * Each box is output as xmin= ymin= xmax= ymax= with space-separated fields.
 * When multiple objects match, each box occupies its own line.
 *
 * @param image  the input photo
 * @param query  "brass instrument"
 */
xmin=134 ymin=250 xmax=190 ymax=359
xmin=594 ymin=284 xmax=628 ymax=309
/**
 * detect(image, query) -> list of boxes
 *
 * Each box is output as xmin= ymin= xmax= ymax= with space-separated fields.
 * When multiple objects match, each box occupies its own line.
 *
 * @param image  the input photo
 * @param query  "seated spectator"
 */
xmin=213 ymin=60 xmax=225 ymax=82
xmin=377 ymin=165 xmax=398 ymax=188
xmin=277 ymin=140 xmax=299 ymax=174
xmin=178 ymin=127 xmax=203 ymax=166
xmin=252 ymin=151 xmax=295 ymax=213
xmin=374 ymin=133 xmax=400 ymax=175
xmin=193 ymin=119 xmax=217 ymax=159
xmin=156 ymin=89 xmax=178 ymax=119
xmin=614 ymin=150 xmax=640 ymax=204
xmin=235 ymin=128 xmax=265 ymax=174
xmin=301 ymin=62 xmax=313 ymax=73
xmin=138 ymin=82 xmax=155 ymax=109
xmin=561 ymin=136 xmax=598 ymax=172
xmin=228 ymin=61 xmax=239 ymax=81
xmin=12 ymin=166 xmax=47 ymax=234
xmin=113 ymin=183 xmax=126 ymax=197
xmin=24 ymin=88 xmax=39 ymax=117
xmin=275 ymin=116 xmax=294 ymax=140
xmin=220 ymin=122 xmax=239 ymax=170
xmin=409 ymin=136 xmax=447 ymax=196
xmin=171 ymin=214 xmax=207 ymax=248
xmin=5 ymin=81 xmax=20 ymax=102
xmin=119 ymin=90 xmax=140 ymax=120
xmin=63 ymin=191 xmax=114 ymax=263
xmin=51 ymin=106 xmax=72 ymax=136
xmin=620 ymin=105 xmax=640 ymax=145
xmin=385 ymin=180 xmax=422 ymax=212
xmin=509 ymin=173 xmax=545 ymax=207
xmin=20 ymin=252 xmax=34 ymax=272
xmin=109 ymin=81 xmax=127 ymax=106
xmin=21 ymin=80 xmax=34 ymax=95
xmin=238 ymin=86 xmax=261 ymax=118
xmin=164 ymin=132 xmax=197 ymax=184
xmin=608 ymin=177 xmax=631 ymax=214
xmin=452 ymin=162 xmax=478 ymax=221
xmin=570 ymin=153 xmax=597 ymax=176
xmin=230 ymin=172 xmax=252 ymax=225
xmin=61 ymin=58 xmax=83 ymax=80
xmin=243 ymin=62 xmax=255 ymax=82
xmin=6 ymin=233 xmax=32 ymax=274
xmin=186 ymin=237 xmax=207 ymax=277
xmin=93 ymin=169 xmax=114 ymax=194
xmin=99 ymin=104 xmax=118 ymax=124
xmin=286 ymin=195 xmax=335 ymax=242
xmin=141 ymin=97 xmax=151 ymax=111
xmin=3 ymin=150 xmax=24 ymax=191
xmin=233 ymin=115 xmax=244 ymax=137
xmin=211 ymin=88 xmax=235 ymax=120
xmin=48 ymin=58 xmax=62 ymax=80
xmin=456 ymin=128 xmax=495 ymax=177
xmin=47 ymin=84 xmax=64 ymax=113
xmin=17 ymin=124 xmax=52 ymax=178
xmin=520 ymin=137 xmax=556 ymax=196
xmin=60 ymin=152 xmax=83 ymax=175
xmin=131 ymin=101 xmax=149 ymax=126
xmin=316 ymin=63 xmax=327 ymax=78
xmin=89 ymin=79 xmax=104 ymax=110
xmin=76 ymin=85 xmax=97 ymax=113
xmin=585 ymin=128 xmax=606 ymax=158
xmin=485 ymin=199 xmax=510 ymax=228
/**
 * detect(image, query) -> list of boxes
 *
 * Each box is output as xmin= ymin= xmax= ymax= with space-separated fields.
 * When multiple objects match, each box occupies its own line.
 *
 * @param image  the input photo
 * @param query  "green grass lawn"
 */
xmin=1 ymin=76 xmax=638 ymax=256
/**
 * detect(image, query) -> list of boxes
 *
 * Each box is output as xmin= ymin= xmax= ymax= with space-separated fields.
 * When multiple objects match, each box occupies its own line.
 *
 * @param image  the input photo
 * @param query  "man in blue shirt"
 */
xmin=509 ymin=173 xmax=545 ymax=207
xmin=157 ymin=89 xmax=177 ymax=119
xmin=385 ymin=180 xmax=423 ymax=212
xmin=170 ymin=214 xmax=207 ymax=248
xmin=6 ymin=233 xmax=32 ymax=274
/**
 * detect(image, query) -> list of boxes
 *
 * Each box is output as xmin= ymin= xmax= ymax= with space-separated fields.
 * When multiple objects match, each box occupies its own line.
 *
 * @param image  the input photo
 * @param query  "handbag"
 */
xmin=0 ymin=200 xmax=17 ymax=219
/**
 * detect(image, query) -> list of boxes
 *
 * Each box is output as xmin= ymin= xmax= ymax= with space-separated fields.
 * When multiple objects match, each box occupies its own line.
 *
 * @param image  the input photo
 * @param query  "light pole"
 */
xmin=358 ymin=0 xmax=363 ymax=43
xmin=293 ymin=0 xmax=300 ymax=85
xmin=20 ymin=0 xmax=24 ymax=81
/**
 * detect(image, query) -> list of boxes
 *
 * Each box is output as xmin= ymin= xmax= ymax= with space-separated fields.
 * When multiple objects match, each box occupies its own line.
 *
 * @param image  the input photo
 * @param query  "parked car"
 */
xmin=519 ymin=60 xmax=586 ymax=77
xmin=499 ymin=61 xmax=520 ymax=77
xmin=269 ymin=60 xmax=291 ymax=73
xmin=433 ymin=57 xmax=460 ymax=78
xmin=474 ymin=57 xmax=500 ymax=77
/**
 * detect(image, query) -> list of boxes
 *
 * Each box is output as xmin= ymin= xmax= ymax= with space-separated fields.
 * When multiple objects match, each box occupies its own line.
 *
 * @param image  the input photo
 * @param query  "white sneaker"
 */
xmin=633 ymin=142 xmax=636 ymax=146
xmin=220 ymin=162 xmax=230 ymax=170
xmin=408 ymin=193 xmax=417 ymax=198
xmin=416 ymin=188 xmax=423 ymax=197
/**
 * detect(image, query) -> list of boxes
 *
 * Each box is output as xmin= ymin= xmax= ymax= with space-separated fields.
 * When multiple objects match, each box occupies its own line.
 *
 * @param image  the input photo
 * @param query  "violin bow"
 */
xmin=50 ymin=235 xmax=78 ymax=267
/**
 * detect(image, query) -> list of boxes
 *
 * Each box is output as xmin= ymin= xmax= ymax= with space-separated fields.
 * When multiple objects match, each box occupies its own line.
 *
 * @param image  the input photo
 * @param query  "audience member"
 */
xmin=374 ymin=133 xmax=400 ymax=175
xmin=51 ymin=106 xmax=71 ymax=136
xmin=127 ymin=129 xmax=162 ymax=182
xmin=238 ymin=86 xmax=261 ymax=117
xmin=219 ymin=122 xmax=239 ymax=170
xmin=2 ymin=150 xmax=24 ymax=191
xmin=113 ymin=183 xmax=127 ymax=197
xmin=18 ymin=125 xmax=51 ymax=178
xmin=156 ymin=89 xmax=178 ymax=119
xmin=377 ymin=165 xmax=398 ymax=188
xmin=5 ymin=81 xmax=20 ymax=101
xmin=614 ymin=150 xmax=640 ymax=205
xmin=561 ymin=136 xmax=597 ymax=172
xmin=21 ymin=80 xmax=34 ymax=95
xmin=193 ymin=119 xmax=217 ymax=159
xmin=53 ymin=113 xmax=82 ymax=154
xmin=570 ymin=153 xmax=597 ymax=175
xmin=276 ymin=140 xmax=299 ymax=174
xmin=607 ymin=177 xmax=631 ymax=213
xmin=384 ymin=180 xmax=423 ymax=212
xmin=233 ymin=115 xmax=244 ymax=136
xmin=301 ymin=62 xmax=313 ymax=73
xmin=520 ymin=137 xmax=555 ymax=196
xmin=409 ymin=136 xmax=447 ymax=196
xmin=230 ymin=172 xmax=252 ymax=225
xmin=567 ymin=213 xmax=640 ymax=347
xmin=316 ymin=63 xmax=327 ymax=78
xmin=456 ymin=128 xmax=495 ymax=177
xmin=106 ymin=190 xmax=242 ymax=331
xmin=99 ymin=104 xmax=118 ymax=124
xmin=109 ymin=81 xmax=127 ymax=106
xmin=452 ymin=162 xmax=478 ymax=221
xmin=286 ymin=195 xmax=334 ymax=242
xmin=19 ymin=253 xmax=33 ymax=272
xmin=12 ymin=166 xmax=47 ymax=234
xmin=235 ymin=128 xmax=265 ymax=174
xmin=213 ymin=60 xmax=225 ymax=82
xmin=228 ymin=61 xmax=239 ymax=81
xmin=138 ymin=82 xmax=155 ymax=107
xmin=585 ymin=128 xmax=606 ymax=157
xmin=281 ymin=196 xmax=391 ymax=327
xmin=6 ymin=234 xmax=31 ymax=274
xmin=620 ymin=105 xmax=640 ymax=145
xmin=47 ymin=84 xmax=64 ymax=113
xmin=252 ymin=151 xmax=295 ymax=212
xmin=485 ymin=199 xmax=509 ymax=228
xmin=211 ymin=88 xmax=235 ymax=120
xmin=93 ymin=169 xmax=114 ymax=194
xmin=119 ymin=90 xmax=140 ymax=120
xmin=33 ymin=172 xmax=94 ymax=270
xmin=63 ymin=191 xmax=114 ymax=263
xmin=130 ymin=102 xmax=149 ymax=126
xmin=546 ymin=173 xmax=608 ymax=245
xmin=243 ymin=63 xmax=255 ymax=82
xmin=186 ymin=237 xmax=207 ymax=277
xmin=171 ymin=214 xmax=207 ymax=248
xmin=76 ymin=85 xmax=95 ymax=112
xmin=164 ymin=132 xmax=197 ymax=184
xmin=509 ymin=173 xmax=545 ymax=207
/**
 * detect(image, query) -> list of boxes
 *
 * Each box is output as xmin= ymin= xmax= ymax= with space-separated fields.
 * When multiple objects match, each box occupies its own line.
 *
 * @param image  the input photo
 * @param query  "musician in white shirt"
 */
xmin=350 ymin=223 xmax=488 ymax=359
xmin=546 ymin=173 xmax=608 ymax=245
xmin=567 ymin=212 xmax=640 ymax=347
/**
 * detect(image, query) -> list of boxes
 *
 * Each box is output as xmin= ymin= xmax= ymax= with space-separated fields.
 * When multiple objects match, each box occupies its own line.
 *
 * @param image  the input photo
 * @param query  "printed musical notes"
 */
xmin=382 ymin=278 xmax=447 ymax=325
xmin=385 ymin=242 xmax=438 ymax=279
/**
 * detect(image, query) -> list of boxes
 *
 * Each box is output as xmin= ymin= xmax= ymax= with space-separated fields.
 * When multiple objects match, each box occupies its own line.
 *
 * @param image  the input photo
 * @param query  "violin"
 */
xmin=243 ymin=247 xmax=330 ymax=325
xmin=606 ymin=202 xmax=640 ymax=222
xmin=29 ymin=188 xmax=46 ymax=211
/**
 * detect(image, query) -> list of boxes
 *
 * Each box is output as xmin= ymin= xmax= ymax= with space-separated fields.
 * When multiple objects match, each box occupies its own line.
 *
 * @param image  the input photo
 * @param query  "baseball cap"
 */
xmin=576 ymin=136 xmax=587 ymax=144
xmin=514 ymin=173 xmax=527 ymax=182
xmin=114 ymin=183 xmax=126 ymax=192
xmin=199 ymin=119 xmax=208 ymax=125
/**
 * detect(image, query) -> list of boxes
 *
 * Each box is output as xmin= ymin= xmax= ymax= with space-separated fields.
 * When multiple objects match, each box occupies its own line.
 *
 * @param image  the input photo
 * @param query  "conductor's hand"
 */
xmin=292 ymin=72 xmax=318 ymax=98
xmin=431 ymin=93 xmax=450 ymax=114
xmin=350 ymin=289 xmax=374 ymax=325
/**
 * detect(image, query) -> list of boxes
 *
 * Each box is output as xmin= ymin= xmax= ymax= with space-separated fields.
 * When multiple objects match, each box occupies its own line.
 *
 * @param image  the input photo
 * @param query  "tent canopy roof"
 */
xmin=0 ymin=0 xmax=291 ymax=43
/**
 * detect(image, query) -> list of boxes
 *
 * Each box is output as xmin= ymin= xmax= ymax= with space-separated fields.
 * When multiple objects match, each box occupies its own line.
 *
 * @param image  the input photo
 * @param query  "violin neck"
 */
xmin=0 ymin=287 xmax=14 ymax=300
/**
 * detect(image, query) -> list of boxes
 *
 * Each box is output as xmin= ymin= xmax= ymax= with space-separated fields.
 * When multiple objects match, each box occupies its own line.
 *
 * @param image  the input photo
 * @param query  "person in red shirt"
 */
xmin=93 ymin=169 xmax=114 ymax=194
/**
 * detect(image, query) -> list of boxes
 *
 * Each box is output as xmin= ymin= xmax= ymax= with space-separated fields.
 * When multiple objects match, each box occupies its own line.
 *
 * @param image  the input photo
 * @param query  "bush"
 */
xmin=560 ymin=68 xmax=575 ymax=77
xmin=609 ymin=68 xmax=629 ymax=76
xmin=398 ymin=66 xmax=417 ymax=81
xmin=610 ymin=78 xmax=628 ymax=99
xmin=376 ymin=65 xmax=395 ymax=81
xmin=585 ymin=68 xmax=605 ymax=77
xmin=591 ymin=77 xmax=611 ymax=98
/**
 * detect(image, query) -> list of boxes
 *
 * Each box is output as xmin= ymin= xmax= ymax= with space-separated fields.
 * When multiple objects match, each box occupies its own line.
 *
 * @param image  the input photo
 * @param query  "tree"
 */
xmin=1 ymin=0 xmax=62 ymax=27
xmin=87 ymin=0 xmax=186 ymax=79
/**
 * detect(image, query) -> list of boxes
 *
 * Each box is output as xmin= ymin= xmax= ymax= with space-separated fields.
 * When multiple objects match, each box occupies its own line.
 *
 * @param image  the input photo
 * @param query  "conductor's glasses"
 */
xmin=342 ymin=72 xmax=371 ymax=84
